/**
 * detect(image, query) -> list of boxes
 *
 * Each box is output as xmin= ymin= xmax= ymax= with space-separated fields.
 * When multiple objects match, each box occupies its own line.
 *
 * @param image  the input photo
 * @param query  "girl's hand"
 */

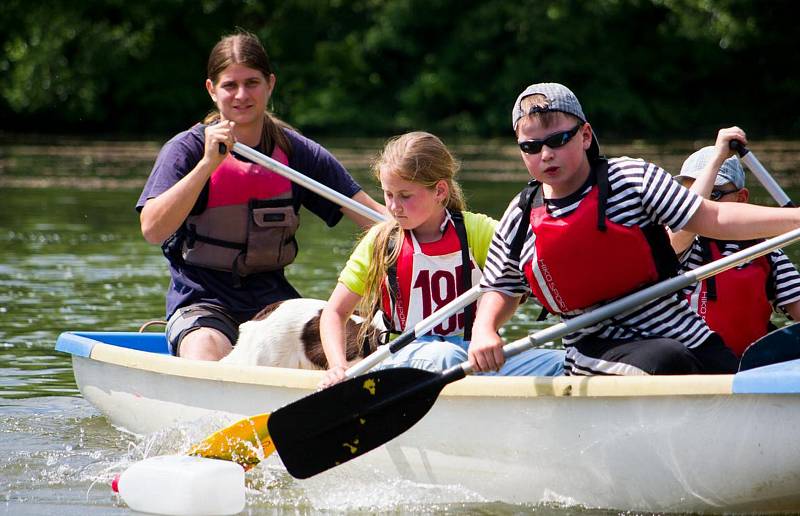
xmin=203 ymin=120 xmax=236 ymax=168
xmin=319 ymin=364 xmax=348 ymax=389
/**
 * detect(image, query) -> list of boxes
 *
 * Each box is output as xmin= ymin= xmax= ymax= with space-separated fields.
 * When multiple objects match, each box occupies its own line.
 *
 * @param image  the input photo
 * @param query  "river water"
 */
xmin=1 ymin=135 xmax=799 ymax=514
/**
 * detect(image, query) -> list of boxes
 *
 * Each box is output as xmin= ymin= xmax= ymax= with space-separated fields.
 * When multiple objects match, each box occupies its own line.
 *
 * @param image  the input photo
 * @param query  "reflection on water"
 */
xmin=1 ymin=136 xmax=799 ymax=514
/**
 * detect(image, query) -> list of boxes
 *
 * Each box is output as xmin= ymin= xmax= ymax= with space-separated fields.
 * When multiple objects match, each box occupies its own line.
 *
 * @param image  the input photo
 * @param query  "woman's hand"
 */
xmin=202 ymin=120 xmax=236 ymax=168
xmin=140 ymin=120 xmax=235 ymax=244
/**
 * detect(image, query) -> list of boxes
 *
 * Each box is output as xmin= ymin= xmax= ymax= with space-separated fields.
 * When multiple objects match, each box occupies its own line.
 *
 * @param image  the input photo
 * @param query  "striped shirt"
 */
xmin=679 ymin=240 xmax=800 ymax=311
xmin=480 ymin=156 xmax=712 ymax=349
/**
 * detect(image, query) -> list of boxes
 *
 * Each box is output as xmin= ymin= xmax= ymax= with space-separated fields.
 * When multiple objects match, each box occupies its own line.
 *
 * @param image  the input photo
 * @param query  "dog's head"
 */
xmin=301 ymin=311 xmax=386 ymax=369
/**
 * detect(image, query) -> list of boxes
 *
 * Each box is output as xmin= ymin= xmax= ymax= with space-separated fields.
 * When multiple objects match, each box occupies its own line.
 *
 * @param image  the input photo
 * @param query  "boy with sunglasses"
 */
xmin=469 ymin=82 xmax=800 ymax=375
xmin=670 ymin=129 xmax=800 ymax=358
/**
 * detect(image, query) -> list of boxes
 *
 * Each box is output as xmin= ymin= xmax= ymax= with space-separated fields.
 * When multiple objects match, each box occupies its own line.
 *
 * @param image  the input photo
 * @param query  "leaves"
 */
xmin=1 ymin=0 xmax=797 ymax=137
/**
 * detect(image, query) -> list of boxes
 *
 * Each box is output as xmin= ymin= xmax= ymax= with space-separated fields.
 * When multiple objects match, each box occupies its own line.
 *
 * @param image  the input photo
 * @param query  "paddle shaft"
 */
xmin=232 ymin=142 xmax=386 ymax=222
xmin=198 ymin=285 xmax=481 ymax=468
xmin=269 ymin=218 xmax=800 ymax=480
xmin=345 ymin=285 xmax=482 ymax=377
xmin=271 ymin=225 xmax=800 ymax=479
xmin=730 ymin=140 xmax=794 ymax=207
xmin=461 ymin=227 xmax=800 ymax=375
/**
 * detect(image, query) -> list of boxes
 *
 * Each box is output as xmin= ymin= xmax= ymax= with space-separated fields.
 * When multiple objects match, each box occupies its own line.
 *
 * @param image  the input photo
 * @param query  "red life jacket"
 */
xmin=511 ymin=160 xmax=678 ymax=315
xmin=382 ymin=211 xmax=478 ymax=340
xmin=180 ymin=145 xmax=299 ymax=279
xmin=686 ymin=238 xmax=773 ymax=357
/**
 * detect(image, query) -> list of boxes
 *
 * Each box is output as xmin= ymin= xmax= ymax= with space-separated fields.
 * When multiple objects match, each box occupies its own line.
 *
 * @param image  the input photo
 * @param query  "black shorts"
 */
xmin=165 ymin=303 xmax=240 ymax=356
xmin=566 ymin=333 xmax=737 ymax=375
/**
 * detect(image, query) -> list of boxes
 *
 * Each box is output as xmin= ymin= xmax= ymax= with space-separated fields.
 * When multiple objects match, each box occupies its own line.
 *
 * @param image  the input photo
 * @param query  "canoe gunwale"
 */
xmin=57 ymin=331 xmax=739 ymax=398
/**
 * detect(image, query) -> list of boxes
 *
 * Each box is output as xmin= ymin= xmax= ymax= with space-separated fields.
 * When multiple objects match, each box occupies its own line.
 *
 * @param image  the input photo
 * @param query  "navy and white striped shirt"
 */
xmin=679 ymin=240 xmax=800 ymax=311
xmin=481 ymin=157 xmax=712 ymax=349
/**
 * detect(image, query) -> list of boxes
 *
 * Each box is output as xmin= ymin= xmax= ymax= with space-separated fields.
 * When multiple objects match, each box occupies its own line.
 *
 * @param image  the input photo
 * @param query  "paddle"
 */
xmin=232 ymin=142 xmax=386 ymax=222
xmin=739 ymin=322 xmax=800 ymax=371
xmin=186 ymin=142 xmax=386 ymax=466
xmin=185 ymin=285 xmax=482 ymax=466
xmin=218 ymin=141 xmax=385 ymax=220
xmin=727 ymin=140 xmax=800 ymax=370
xmin=729 ymin=140 xmax=794 ymax=207
xmin=187 ymin=413 xmax=272 ymax=468
xmin=188 ymin=143 xmax=491 ymax=465
xmin=268 ymin=227 xmax=800 ymax=479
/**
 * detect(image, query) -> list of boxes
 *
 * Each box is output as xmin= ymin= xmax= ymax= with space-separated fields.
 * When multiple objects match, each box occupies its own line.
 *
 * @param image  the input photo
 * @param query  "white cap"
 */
xmin=678 ymin=146 xmax=745 ymax=188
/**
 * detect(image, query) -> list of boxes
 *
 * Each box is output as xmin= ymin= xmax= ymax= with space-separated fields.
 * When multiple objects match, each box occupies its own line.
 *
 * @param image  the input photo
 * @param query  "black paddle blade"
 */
xmin=268 ymin=367 xmax=456 ymax=479
xmin=739 ymin=322 xmax=800 ymax=371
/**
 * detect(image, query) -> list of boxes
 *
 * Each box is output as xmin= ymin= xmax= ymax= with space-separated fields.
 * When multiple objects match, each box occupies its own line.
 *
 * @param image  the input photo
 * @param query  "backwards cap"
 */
xmin=511 ymin=82 xmax=600 ymax=160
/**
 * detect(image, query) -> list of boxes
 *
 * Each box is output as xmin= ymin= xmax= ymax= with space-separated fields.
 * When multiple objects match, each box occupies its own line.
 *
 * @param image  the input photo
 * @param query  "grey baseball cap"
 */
xmin=678 ymin=146 xmax=745 ymax=189
xmin=512 ymin=82 xmax=600 ymax=159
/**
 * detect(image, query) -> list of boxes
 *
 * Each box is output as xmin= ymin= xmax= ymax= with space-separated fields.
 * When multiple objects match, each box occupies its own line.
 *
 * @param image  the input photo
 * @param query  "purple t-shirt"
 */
xmin=136 ymin=124 xmax=362 ymax=320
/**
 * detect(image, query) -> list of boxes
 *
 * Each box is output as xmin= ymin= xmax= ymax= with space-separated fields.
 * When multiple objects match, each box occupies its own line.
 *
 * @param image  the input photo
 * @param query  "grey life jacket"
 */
xmin=180 ymin=145 xmax=299 ymax=280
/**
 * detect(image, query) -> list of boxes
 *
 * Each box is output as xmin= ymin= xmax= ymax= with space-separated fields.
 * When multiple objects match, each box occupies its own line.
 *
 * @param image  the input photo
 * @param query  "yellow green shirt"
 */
xmin=338 ymin=211 xmax=497 ymax=296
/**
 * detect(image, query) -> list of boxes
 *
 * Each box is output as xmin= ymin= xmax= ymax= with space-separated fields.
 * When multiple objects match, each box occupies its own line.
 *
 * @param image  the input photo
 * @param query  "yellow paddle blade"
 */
xmin=187 ymin=413 xmax=275 ymax=468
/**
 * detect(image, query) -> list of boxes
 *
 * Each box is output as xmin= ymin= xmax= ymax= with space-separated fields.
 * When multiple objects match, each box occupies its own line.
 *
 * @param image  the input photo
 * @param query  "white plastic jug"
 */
xmin=113 ymin=455 xmax=246 ymax=515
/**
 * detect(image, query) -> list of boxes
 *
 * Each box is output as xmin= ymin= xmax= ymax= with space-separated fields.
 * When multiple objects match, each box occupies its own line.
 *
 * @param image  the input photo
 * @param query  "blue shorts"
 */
xmin=377 ymin=335 xmax=565 ymax=376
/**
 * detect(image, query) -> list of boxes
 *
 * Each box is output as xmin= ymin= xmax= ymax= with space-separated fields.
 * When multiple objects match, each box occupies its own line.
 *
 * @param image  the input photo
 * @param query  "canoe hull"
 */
xmin=58 ymin=331 xmax=800 ymax=512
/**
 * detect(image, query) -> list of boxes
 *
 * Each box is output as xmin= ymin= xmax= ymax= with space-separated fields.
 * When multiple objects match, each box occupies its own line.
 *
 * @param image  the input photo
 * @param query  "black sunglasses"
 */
xmin=518 ymin=123 xmax=584 ymax=155
xmin=710 ymin=187 xmax=740 ymax=201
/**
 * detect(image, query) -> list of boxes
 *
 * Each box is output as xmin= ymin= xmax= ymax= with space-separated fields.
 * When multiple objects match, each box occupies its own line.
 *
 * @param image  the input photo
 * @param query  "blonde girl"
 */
xmin=320 ymin=132 xmax=564 ymax=387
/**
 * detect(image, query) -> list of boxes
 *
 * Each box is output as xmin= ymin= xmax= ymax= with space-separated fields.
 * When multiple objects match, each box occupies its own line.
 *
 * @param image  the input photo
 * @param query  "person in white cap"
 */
xmin=670 ymin=127 xmax=800 ymax=357
xmin=468 ymin=82 xmax=800 ymax=376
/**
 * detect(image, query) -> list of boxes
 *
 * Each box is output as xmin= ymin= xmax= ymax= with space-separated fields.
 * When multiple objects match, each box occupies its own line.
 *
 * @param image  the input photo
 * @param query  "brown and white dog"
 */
xmin=219 ymin=298 xmax=385 ymax=370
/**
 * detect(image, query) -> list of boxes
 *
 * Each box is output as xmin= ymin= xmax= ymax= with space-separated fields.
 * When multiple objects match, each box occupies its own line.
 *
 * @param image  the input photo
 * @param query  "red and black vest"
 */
xmin=686 ymin=238 xmax=773 ymax=357
xmin=510 ymin=160 xmax=678 ymax=315
xmin=382 ymin=211 xmax=477 ymax=340
xmin=178 ymin=146 xmax=299 ymax=280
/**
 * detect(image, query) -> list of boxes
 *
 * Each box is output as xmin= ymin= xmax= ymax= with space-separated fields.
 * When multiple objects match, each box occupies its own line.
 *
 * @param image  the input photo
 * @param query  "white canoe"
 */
xmin=56 ymin=331 xmax=800 ymax=513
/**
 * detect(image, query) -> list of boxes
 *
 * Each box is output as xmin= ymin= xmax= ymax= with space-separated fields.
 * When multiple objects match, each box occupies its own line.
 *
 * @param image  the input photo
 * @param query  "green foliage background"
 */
xmin=1 ymin=0 xmax=797 ymax=139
